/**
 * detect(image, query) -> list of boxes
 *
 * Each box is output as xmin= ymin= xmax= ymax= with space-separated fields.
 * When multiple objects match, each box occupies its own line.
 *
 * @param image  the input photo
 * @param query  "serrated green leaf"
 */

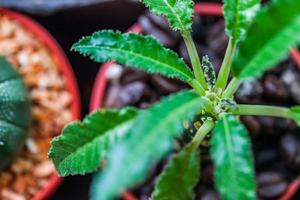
xmin=232 ymin=0 xmax=300 ymax=78
xmin=141 ymin=0 xmax=194 ymax=33
xmin=288 ymin=106 xmax=300 ymax=126
xmin=152 ymin=144 xmax=200 ymax=200
xmin=49 ymin=107 xmax=138 ymax=176
xmin=72 ymin=30 xmax=194 ymax=82
xmin=223 ymin=0 xmax=260 ymax=44
xmin=211 ymin=115 xmax=256 ymax=200
xmin=90 ymin=90 xmax=207 ymax=200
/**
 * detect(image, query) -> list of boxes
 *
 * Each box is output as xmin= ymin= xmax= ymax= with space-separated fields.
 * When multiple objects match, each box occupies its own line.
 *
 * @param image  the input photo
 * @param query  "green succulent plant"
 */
xmin=0 ymin=56 xmax=31 ymax=171
xmin=49 ymin=0 xmax=300 ymax=199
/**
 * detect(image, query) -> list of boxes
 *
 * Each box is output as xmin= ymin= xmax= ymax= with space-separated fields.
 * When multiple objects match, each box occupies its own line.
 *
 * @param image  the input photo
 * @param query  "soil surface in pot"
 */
xmin=0 ymin=14 xmax=73 ymax=200
xmin=102 ymin=12 xmax=300 ymax=200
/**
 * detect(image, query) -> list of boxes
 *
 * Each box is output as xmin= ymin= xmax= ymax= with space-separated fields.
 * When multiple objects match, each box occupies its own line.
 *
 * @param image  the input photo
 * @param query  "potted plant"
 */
xmin=0 ymin=9 xmax=80 ymax=200
xmin=50 ymin=0 xmax=300 ymax=200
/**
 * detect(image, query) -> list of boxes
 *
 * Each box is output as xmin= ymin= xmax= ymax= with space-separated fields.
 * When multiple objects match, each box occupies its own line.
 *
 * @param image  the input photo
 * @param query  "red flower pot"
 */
xmin=0 ymin=8 xmax=81 ymax=200
xmin=90 ymin=3 xmax=300 ymax=200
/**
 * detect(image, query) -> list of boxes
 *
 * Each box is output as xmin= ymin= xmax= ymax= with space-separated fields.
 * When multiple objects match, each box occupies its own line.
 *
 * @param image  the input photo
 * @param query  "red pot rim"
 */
xmin=90 ymin=3 xmax=300 ymax=200
xmin=0 ymin=8 xmax=81 ymax=200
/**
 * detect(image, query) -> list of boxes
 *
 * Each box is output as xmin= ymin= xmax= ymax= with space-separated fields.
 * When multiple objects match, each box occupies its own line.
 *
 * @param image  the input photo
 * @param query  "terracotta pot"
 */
xmin=0 ymin=8 xmax=81 ymax=200
xmin=90 ymin=3 xmax=300 ymax=200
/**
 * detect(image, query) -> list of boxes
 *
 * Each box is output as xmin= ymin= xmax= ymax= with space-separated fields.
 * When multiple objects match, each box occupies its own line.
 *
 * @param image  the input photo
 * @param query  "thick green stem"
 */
xmin=183 ymin=34 xmax=207 ymax=87
xmin=222 ymin=78 xmax=240 ymax=98
xmin=215 ymin=39 xmax=237 ymax=90
xmin=189 ymin=79 xmax=205 ymax=96
xmin=233 ymin=104 xmax=290 ymax=118
xmin=192 ymin=120 xmax=215 ymax=147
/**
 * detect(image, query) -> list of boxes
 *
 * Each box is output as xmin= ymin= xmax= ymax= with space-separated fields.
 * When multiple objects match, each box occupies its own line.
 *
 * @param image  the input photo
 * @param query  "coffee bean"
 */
xmin=139 ymin=12 xmax=179 ymax=47
xmin=274 ymin=118 xmax=297 ymax=132
xmin=280 ymin=134 xmax=300 ymax=170
xmin=235 ymin=78 xmax=263 ymax=104
xmin=206 ymin=20 xmax=228 ymax=56
xmin=146 ymin=12 xmax=180 ymax=39
xmin=256 ymin=149 xmax=279 ymax=169
xmin=200 ymin=190 xmax=220 ymax=200
xmin=263 ymin=75 xmax=289 ymax=101
xmin=257 ymin=116 xmax=276 ymax=135
xmin=117 ymin=81 xmax=149 ymax=107
xmin=281 ymin=68 xmax=300 ymax=104
xmin=121 ymin=68 xmax=149 ymax=84
xmin=257 ymin=172 xmax=288 ymax=199
xmin=191 ymin=14 xmax=207 ymax=41
xmin=104 ymin=84 xmax=121 ymax=108
xmin=150 ymin=75 xmax=182 ymax=94
xmin=241 ymin=116 xmax=261 ymax=136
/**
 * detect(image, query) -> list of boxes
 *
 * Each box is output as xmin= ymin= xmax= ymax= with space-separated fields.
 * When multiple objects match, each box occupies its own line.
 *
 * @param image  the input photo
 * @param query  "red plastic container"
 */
xmin=0 ymin=8 xmax=81 ymax=200
xmin=90 ymin=3 xmax=300 ymax=200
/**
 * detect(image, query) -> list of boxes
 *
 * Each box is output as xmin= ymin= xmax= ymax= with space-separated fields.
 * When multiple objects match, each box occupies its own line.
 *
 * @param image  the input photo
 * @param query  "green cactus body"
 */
xmin=0 ymin=56 xmax=31 ymax=171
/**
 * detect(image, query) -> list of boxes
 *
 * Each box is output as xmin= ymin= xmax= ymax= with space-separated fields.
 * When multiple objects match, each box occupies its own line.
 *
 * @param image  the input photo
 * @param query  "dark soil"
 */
xmin=103 ymin=12 xmax=300 ymax=200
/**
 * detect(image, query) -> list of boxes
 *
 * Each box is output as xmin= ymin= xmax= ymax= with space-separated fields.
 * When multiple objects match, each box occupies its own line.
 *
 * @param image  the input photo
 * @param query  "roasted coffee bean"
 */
xmin=257 ymin=116 xmax=276 ymax=135
xmin=235 ymin=78 xmax=263 ymax=104
xmin=206 ymin=20 xmax=228 ymax=56
xmin=281 ymin=68 xmax=300 ymax=104
xmin=192 ymin=14 xmax=206 ymax=41
xmin=280 ymin=134 xmax=300 ymax=170
xmin=257 ymin=171 xmax=288 ymax=199
xmin=116 ymin=81 xmax=148 ymax=107
xmin=150 ymin=75 xmax=182 ymax=94
xmin=139 ymin=11 xmax=179 ymax=47
xmin=121 ymin=68 xmax=149 ymax=84
xmin=269 ymin=60 xmax=291 ymax=75
xmin=146 ymin=11 xmax=180 ymax=39
xmin=200 ymin=190 xmax=220 ymax=200
xmin=241 ymin=116 xmax=261 ymax=136
xmin=256 ymin=149 xmax=279 ymax=169
xmin=263 ymin=75 xmax=289 ymax=101
xmin=274 ymin=118 xmax=297 ymax=132
xmin=104 ymin=84 xmax=121 ymax=108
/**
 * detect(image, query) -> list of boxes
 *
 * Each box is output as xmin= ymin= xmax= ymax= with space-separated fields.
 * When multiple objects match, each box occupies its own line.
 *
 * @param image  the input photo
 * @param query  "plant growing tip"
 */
xmin=49 ymin=0 xmax=300 ymax=199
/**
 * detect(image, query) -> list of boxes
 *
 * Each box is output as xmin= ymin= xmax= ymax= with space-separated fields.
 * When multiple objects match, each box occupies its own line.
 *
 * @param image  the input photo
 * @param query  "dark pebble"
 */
xmin=257 ymin=171 xmax=288 ymax=199
xmin=280 ymin=134 xmax=300 ymax=170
